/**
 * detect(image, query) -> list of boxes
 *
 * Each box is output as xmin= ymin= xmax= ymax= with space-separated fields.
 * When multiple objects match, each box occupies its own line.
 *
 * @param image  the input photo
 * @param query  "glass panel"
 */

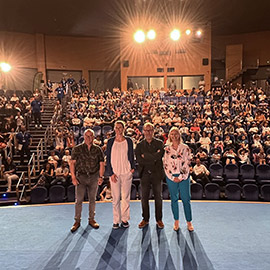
xmin=149 ymin=77 xmax=164 ymax=91
xmin=167 ymin=76 xmax=182 ymax=90
xmin=128 ymin=77 xmax=148 ymax=90
xmin=182 ymin=76 xmax=202 ymax=90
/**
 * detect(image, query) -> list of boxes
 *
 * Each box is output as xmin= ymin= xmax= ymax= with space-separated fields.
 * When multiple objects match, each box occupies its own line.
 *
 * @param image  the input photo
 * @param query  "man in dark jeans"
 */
xmin=135 ymin=123 xmax=165 ymax=229
xmin=69 ymin=129 xmax=105 ymax=233
xmin=16 ymin=125 xmax=32 ymax=165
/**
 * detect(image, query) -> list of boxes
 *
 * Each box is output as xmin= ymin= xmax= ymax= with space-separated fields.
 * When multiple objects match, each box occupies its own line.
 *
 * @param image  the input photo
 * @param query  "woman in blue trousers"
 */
xmin=163 ymin=127 xmax=194 ymax=231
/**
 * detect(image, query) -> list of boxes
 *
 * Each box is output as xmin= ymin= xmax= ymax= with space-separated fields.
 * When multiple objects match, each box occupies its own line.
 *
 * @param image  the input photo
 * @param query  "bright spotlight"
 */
xmin=170 ymin=29 xmax=181 ymax=41
xmin=196 ymin=30 xmax=202 ymax=37
xmin=185 ymin=29 xmax=191 ymax=36
xmin=134 ymin=30 xmax=146 ymax=43
xmin=147 ymin=29 xmax=156 ymax=40
xmin=0 ymin=62 xmax=12 ymax=73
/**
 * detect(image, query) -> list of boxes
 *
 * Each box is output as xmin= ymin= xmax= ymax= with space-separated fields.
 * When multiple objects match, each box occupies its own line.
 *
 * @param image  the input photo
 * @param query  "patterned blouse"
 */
xmin=163 ymin=143 xmax=192 ymax=181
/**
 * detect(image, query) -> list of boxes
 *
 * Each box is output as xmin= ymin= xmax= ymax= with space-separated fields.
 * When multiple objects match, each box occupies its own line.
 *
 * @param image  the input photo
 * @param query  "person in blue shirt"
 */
xmin=16 ymin=125 xmax=32 ymax=165
xmin=31 ymin=96 xmax=43 ymax=128
xmin=55 ymin=83 xmax=65 ymax=103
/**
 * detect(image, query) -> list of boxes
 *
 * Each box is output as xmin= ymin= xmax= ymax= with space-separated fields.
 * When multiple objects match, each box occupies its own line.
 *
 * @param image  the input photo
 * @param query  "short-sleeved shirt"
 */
xmin=71 ymin=143 xmax=104 ymax=175
xmin=31 ymin=100 xmax=42 ymax=113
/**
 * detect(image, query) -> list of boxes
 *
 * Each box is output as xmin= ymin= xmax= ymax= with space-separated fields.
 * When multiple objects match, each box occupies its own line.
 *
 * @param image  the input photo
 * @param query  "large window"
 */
xmin=182 ymin=76 xmax=202 ymax=90
xmin=167 ymin=76 xmax=182 ymax=90
xmin=149 ymin=77 xmax=164 ymax=90
xmin=127 ymin=77 xmax=149 ymax=90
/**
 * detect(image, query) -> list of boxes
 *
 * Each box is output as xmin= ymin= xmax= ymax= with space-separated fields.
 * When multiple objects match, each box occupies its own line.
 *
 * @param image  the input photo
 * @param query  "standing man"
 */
xmin=31 ymin=95 xmax=43 ymax=128
xmin=55 ymin=83 xmax=65 ymax=103
xmin=70 ymin=129 xmax=105 ymax=232
xmin=16 ymin=125 xmax=32 ymax=165
xmin=135 ymin=123 xmax=165 ymax=229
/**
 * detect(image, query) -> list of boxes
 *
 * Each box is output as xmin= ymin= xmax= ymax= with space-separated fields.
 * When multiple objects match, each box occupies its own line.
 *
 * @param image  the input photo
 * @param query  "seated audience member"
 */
xmin=62 ymin=149 xmax=71 ymax=164
xmin=210 ymin=149 xmax=221 ymax=164
xmin=196 ymin=147 xmax=208 ymax=163
xmin=253 ymin=148 xmax=266 ymax=165
xmin=223 ymin=148 xmax=237 ymax=164
xmin=3 ymin=157 xmax=19 ymax=192
xmin=55 ymin=130 xmax=65 ymax=153
xmin=99 ymin=181 xmax=112 ymax=201
xmin=192 ymin=158 xmax=210 ymax=186
xmin=51 ymin=161 xmax=70 ymax=187
xmin=223 ymin=135 xmax=234 ymax=150
xmin=48 ymin=150 xmax=60 ymax=169
xmin=212 ymin=135 xmax=224 ymax=152
xmin=238 ymin=148 xmax=250 ymax=164
xmin=66 ymin=131 xmax=75 ymax=149
xmin=33 ymin=162 xmax=54 ymax=190
xmin=199 ymin=131 xmax=211 ymax=153
xmin=252 ymin=134 xmax=262 ymax=149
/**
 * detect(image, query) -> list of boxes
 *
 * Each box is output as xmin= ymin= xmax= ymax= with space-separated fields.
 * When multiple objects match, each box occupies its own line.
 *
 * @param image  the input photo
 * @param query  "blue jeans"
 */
xmin=166 ymin=175 xmax=192 ymax=222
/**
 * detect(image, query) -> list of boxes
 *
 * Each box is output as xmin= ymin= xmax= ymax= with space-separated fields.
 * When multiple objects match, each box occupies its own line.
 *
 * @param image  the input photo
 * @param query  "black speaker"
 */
xmin=123 ymin=60 xmax=129 ymax=67
xmin=202 ymin=58 xmax=209 ymax=66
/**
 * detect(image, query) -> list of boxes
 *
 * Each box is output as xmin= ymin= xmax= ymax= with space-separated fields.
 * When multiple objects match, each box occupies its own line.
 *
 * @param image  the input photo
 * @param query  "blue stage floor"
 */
xmin=1 ymin=201 xmax=270 ymax=270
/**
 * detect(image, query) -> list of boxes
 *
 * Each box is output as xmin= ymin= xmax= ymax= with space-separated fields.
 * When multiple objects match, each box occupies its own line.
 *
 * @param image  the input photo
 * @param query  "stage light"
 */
xmin=134 ymin=30 xmax=145 ymax=43
xmin=185 ymin=29 xmax=191 ymax=36
xmin=147 ymin=29 xmax=156 ymax=40
xmin=0 ymin=62 xmax=12 ymax=73
xmin=196 ymin=30 xmax=202 ymax=37
xmin=170 ymin=29 xmax=180 ymax=41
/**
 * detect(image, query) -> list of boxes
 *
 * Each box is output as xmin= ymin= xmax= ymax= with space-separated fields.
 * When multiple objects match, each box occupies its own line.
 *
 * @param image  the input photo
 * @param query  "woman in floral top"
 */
xmin=163 ymin=127 xmax=194 ymax=232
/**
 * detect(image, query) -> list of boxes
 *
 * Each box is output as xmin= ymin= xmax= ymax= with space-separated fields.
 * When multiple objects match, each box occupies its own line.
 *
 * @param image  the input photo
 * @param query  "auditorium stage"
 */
xmin=1 ymin=201 xmax=270 ymax=270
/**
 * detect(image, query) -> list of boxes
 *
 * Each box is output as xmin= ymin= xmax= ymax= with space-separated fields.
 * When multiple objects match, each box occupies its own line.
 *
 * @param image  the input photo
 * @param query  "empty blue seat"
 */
xmin=30 ymin=186 xmax=47 ymax=204
xmin=67 ymin=185 xmax=75 ymax=202
xmin=209 ymin=163 xmax=224 ymax=184
xmin=49 ymin=185 xmax=65 ymax=203
xmin=225 ymin=184 xmax=241 ymax=200
xmin=224 ymin=164 xmax=240 ymax=184
xmin=260 ymin=184 xmax=270 ymax=201
xmin=240 ymin=164 xmax=256 ymax=184
xmin=191 ymin=183 xmax=203 ymax=200
xmin=92 ymin=125 xmax=102 ymax=137
xmin=256 ymin=164 xmax=270 ymax=185
xmin=243 ymin=184 xmax=259 ymax=201
xmin=204 ymin=183 xmax=220 ymax=200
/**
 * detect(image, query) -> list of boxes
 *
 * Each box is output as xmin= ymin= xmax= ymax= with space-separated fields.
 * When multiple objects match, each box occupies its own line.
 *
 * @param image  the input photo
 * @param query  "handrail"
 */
xmin=28 ymin=153 xmax=36 ymax=189
xmin=36 ymin=138 xmax=43 ymax=172
xmin=7 ymin=126 xmax=19 ymax=159
xmin=16 ymin=172 xmax=26 ymax=202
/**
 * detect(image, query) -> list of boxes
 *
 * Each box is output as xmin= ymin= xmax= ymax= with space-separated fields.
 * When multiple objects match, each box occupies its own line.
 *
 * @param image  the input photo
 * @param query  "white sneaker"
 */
xmin=35 ymin=124 xmax=38 ymax=128
xmin=39 ymin=124 xmax=42 ymax=128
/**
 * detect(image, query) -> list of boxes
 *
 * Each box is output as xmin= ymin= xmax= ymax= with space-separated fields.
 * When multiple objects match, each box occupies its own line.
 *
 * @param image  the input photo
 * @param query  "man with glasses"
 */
xmin=135 ymin=122 xmax=165 ymax=229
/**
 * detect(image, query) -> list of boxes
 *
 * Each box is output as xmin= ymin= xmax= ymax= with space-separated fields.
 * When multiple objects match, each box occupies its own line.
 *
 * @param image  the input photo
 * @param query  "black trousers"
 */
xmin=19 ymin=146 xmax=31 ymax=164
xmin=140 ymin=172 xmax=163 ymax=222
xmin=33 ymin=112 xmax=41 ymax=125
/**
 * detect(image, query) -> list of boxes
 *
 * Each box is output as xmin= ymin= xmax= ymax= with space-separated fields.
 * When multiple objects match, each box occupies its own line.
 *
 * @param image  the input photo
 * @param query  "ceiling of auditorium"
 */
xmin=0 ymin=0 xmax=269 ymax=37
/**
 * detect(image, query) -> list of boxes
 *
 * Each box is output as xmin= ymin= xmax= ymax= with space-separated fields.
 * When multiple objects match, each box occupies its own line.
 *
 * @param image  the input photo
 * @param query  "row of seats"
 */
xmin=162 ymin=96 xmax=204 ymax=105
xmin=30 ymin=182 xmax=270 ymax=204
xmin=210 ymin=163 xmax=270 ymax=185
xmin=192 ymin=183 xmax=270 ymax=201
xmin=0 ymin=89 xmax=33 ymax=98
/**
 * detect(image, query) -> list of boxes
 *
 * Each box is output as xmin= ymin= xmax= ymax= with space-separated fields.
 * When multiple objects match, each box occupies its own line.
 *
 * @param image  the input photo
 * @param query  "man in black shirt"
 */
xmin=135 ymin=123 xmax=165 ymax=229
xmin=70 ymin=129 xmax=105 ymax=232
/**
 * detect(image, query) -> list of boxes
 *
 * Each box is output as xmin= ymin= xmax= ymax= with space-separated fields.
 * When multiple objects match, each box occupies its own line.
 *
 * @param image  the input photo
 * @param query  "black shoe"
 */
xmin=113 ymin=223 xmax=119 ymax=229
xmin=121 ymin=221 xmax=129 ymax=228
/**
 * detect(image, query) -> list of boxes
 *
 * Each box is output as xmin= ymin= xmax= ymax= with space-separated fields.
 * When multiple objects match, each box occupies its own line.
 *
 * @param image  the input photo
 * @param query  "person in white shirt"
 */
xmin=106 ymin=121 xmax=135 ymax=229
xmin=163 ymin=127 xmax=194 ymax=232
xmin=192 ymin=158 xmax=210 ymax=186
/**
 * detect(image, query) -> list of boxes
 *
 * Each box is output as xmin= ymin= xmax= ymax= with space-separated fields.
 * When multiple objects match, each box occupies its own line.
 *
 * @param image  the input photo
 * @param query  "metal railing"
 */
xmin=28 ymin=153 xmax=36 ymax=189
xmin=16 ymin=172 xmax=27 ymax=203
xmin=44 ymin=125 xmax=53 ymax=153
xmin=36 ymin=138 xmax=44 ymax=172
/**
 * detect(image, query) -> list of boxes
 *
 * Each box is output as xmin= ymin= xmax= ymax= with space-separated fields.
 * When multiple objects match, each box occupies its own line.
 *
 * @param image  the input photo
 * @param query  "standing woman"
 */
xmin=106 ymin=120 xmax=135 ymax=229
xmin=163 ymin=127 xmax=194 ymax=232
